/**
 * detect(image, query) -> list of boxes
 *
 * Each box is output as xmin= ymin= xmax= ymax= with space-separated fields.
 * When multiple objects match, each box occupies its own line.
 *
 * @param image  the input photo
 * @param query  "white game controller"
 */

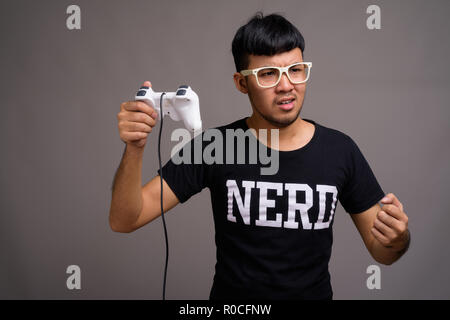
xmin=135 ymin=85 xmax=202 ymax=136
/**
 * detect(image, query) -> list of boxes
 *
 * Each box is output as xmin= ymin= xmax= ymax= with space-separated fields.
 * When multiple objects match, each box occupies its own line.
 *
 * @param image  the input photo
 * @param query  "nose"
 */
xmin=276 ymin=71 xmax=294 ymax=91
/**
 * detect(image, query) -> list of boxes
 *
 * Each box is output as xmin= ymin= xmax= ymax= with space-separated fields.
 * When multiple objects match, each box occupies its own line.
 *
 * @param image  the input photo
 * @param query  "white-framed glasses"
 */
xmin=240 ymin=62 xmax=312 ymax=88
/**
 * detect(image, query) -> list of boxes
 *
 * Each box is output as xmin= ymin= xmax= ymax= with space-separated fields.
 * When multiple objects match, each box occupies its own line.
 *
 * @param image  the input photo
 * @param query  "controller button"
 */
xmin=136 ymin=90 xmax=146 ymax=96
xmin=140 ymin=86 xmax=149 ymax=90
xmin=176 ymin=89 xmax=187 ymax=96
xmin=179 ymin=85 xmax=189 ymax=89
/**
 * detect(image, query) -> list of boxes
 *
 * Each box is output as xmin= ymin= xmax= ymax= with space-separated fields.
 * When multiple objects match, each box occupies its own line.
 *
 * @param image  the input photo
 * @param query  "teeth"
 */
xmin=280 ymin=99 xmax=293 ymax=104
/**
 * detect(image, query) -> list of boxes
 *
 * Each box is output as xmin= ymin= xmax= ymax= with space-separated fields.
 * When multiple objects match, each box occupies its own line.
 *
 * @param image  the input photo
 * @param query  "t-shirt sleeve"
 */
xmin=339 ymin=136 xmax=385 ymax=214
xmin=156 ymin=133 xmax=209 ymax=203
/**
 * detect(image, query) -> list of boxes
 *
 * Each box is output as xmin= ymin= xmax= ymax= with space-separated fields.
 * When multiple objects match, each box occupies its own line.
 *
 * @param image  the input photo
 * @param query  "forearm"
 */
xmin=109 ymin=144 xmax=145 ymax=232
xmin=370 ymin=229 xmax=411 ymax=265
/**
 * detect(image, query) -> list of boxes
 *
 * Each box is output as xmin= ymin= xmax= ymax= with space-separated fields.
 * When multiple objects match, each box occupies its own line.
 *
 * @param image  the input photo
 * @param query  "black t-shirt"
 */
xmin=157 ymin=117 xmax=385 ymax=300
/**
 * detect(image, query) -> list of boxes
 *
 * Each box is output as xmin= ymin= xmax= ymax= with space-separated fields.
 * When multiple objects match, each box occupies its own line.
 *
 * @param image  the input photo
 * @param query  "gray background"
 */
xmin=1 ymin=0 xmax=449 ymax=299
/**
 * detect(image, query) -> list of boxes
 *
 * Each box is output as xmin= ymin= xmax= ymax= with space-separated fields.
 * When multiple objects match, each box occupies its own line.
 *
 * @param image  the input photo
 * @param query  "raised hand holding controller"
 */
xmin=135 ymin=84 xmax=202 ymax=136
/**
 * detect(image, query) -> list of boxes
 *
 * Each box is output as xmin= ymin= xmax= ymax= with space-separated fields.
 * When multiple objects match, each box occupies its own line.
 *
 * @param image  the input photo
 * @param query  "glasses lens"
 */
xmin=288 ymin=63 xmax=309 ymax=83
xmin=256 ymin=68 xmax=280 ymax=87
xmin=256 ymin=64 xmax=310 ymax=87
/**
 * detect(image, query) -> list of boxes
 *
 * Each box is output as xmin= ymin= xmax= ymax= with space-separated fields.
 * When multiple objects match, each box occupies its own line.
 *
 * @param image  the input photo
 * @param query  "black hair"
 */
xmin=231 ymin=12 xmax=305 ymax=72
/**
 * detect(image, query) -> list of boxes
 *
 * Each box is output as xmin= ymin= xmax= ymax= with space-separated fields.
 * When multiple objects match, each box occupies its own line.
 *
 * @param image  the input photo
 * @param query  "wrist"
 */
xmin=126 ymin=143 xmax=145 ymax=156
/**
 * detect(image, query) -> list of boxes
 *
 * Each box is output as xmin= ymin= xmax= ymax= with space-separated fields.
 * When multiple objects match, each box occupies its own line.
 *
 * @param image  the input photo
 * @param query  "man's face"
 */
xmin=234 ymin=47 xmax=307 ymax=128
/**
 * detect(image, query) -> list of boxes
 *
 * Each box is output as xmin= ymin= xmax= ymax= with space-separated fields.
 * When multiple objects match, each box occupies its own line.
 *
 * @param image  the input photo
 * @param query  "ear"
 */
xmin=233 ymin=72 xmax=249 ymax=94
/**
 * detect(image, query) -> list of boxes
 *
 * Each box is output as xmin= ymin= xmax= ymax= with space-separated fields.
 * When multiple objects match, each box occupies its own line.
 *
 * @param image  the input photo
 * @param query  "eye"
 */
xmin=261 ymin=71 xmax=276 ymax=77
xmin=290 ymin=67 xmax=304 ymax=73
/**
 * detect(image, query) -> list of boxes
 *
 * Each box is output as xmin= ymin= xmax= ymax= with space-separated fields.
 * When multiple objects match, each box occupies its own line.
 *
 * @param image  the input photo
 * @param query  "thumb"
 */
xmin=381 ymin=193 xmax=404 ymax=212
xmin=142 ymin=80 xmax=152 ymax=87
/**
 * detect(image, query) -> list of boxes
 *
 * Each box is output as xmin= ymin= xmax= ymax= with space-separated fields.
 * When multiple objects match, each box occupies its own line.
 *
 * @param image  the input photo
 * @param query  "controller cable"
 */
xmin=157 ymin=92 xmax=169 ymax=300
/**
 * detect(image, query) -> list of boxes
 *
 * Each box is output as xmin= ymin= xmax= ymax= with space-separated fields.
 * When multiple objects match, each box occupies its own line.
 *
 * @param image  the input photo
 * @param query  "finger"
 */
xmin=123 ymin=101 xmax=158 ymax=119
xmin=125 ymin=121 xmax=153 ymax=133
xmin=142 ymin=80 xmax=152 ymax=87
xmin=122 ymin=131 xmax=148 ymax=141
xmin=130 ymin=112 xmax=156 ymax=127
xmin=377 ymin=210 xmax=403 ymax=231
xmin=373 ymin=218 xmax=396 ymax=239
xmin=124 ymin=101 xmax=153 ymax=113
xmin=371 ymin=227 xmax=391 ymax=247
xmin=118 ymin=108 xmax=156 ymax=127
xmin=380 ymin=193 xmax=404 ymax=212
xmin=381 ymin=204 xmax=407 ymax=222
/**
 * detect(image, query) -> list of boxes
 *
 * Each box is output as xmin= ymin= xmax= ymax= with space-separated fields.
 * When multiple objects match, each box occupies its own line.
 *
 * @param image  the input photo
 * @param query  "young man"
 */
xmin=110 ymin=12 xmax=410 ymax=300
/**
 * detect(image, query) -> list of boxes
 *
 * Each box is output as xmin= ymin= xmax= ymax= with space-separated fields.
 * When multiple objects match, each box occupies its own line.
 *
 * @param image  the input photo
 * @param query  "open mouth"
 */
xmin=276 ymin=98 xmax=295 ymax=110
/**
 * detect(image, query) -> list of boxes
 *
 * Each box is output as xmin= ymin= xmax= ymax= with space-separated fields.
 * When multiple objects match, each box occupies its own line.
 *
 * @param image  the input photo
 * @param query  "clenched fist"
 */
xmin=372 ymin=193 xmax=410 ymax=253
xmin=117 ymin=81 xmax=158 ymax=148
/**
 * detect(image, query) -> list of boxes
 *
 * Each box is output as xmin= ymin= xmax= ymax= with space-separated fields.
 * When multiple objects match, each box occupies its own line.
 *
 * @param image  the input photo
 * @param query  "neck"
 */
xmin=247 ymin=112 xmax=306 ymax=137
xmin=246 ymin=113 xmax=312 ymax=151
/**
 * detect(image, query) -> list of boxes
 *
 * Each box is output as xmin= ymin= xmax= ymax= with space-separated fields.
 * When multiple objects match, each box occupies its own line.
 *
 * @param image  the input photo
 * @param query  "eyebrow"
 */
xmin=261 ymin=60 xmax=303 ymax=68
